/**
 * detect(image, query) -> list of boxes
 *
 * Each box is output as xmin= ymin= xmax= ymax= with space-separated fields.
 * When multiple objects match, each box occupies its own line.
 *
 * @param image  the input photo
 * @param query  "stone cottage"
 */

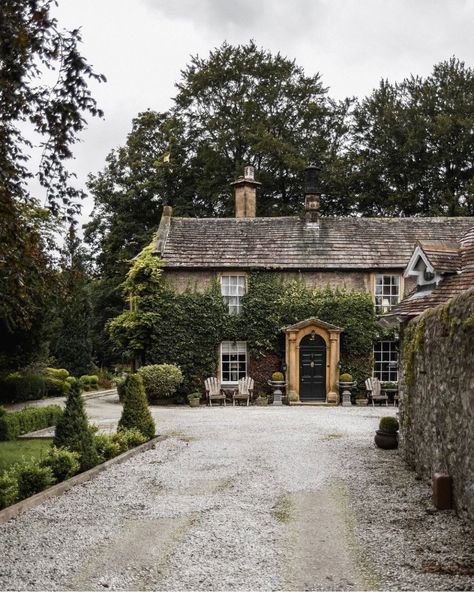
xmin=152 ymin=165 xmax=473 ymax=404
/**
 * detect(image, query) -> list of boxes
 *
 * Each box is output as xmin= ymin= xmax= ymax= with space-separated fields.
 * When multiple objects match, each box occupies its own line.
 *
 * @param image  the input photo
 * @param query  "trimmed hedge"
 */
xmin=0 ymin=405 xmax=63 ymax=441
xmin=137 ymin=364 xmax=183 ymax=402
xmin=79 ymin=375 xmax=99 ymax=391
xmin=0 ymin=368 xmax=72 ymax=403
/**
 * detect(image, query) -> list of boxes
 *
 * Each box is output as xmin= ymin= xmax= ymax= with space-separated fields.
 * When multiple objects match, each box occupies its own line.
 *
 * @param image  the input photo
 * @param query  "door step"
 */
xmin=290 ymin=402 xmax=337 ymax=407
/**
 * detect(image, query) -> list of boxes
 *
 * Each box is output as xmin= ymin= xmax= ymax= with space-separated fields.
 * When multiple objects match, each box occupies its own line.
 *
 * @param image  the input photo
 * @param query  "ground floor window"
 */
xmin=221 ymin=341 xmax=247 ymax=383
xmin=373 ymin=341 xmax=398 ymax=382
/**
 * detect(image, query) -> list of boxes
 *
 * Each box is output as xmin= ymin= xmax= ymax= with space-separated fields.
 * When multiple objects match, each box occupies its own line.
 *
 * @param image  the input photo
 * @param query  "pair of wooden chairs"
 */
xmin=204 ymin=377 xmax=254 ymax=406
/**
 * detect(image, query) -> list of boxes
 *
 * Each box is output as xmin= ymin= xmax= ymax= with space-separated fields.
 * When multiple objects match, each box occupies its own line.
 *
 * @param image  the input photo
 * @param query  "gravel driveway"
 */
xmin=1 ymin=406 xmax=473 ymax=591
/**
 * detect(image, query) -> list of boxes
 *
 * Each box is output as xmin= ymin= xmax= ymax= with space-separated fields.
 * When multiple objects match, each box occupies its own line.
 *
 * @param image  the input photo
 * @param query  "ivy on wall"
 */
xmin=109 ymin=247 xmax=379 ymax=393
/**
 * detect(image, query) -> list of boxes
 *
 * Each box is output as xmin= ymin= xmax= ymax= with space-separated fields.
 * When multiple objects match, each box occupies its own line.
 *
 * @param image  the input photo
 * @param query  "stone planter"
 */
xmin=188 ymin=398 xmax=200 ymax=407
xmin=338 ymin=381 xmax=356 ymax=406
xmin=374 ymin=429 xmax=398 ymax=449
xmin=355 ymin=398 xmax=368 ymax=406
xmin=255 ymin=397 xmax=269 ymax=406
xmin=267 ymin=380 xmax=286 ymax=406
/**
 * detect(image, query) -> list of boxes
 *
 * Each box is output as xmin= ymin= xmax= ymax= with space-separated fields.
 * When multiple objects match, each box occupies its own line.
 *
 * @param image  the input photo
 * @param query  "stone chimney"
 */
xmin=304 ymin=163 xmax=321 ymax=224
xmin=231 ymin=166 xmax=261 ymax=218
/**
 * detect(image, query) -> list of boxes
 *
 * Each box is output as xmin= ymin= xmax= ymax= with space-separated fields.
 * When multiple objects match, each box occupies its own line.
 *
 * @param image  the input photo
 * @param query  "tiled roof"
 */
xmin=155 ymin=215 xmax=474 ymax=270
xmin=418 ymin=240 xmax=461 ymax=273
xmin=383 ymin=224 xmax=474 ymax=320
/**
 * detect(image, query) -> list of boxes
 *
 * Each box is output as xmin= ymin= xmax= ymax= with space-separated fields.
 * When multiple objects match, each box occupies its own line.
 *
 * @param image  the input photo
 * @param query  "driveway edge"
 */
xmin=0 ymin=434 xmax=167 ymax=525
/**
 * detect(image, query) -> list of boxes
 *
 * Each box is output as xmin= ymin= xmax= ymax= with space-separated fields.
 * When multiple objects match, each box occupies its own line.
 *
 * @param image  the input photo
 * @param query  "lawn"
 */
xmin=0 ymin=439 xmax=53 ymax=473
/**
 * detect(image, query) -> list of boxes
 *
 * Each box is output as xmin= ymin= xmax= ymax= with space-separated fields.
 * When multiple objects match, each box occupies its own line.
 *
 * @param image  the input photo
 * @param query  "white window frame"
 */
xmin=221 ymin=274 xmax=246 ymax=315
xmin=374 ymin=274 xmax=401 ymax=315
xmin=220 ymin=341 xmax=247 ymax=384
xmin=373 ymin=341 xmax=398 ymax=383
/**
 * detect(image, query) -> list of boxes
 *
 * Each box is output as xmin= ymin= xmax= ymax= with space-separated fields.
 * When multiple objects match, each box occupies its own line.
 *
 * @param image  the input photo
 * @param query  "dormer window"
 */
xmin=374 ymin=275 xmax=401 ymax=314
xmin=221 ymin=274 xmax=246 ymax=314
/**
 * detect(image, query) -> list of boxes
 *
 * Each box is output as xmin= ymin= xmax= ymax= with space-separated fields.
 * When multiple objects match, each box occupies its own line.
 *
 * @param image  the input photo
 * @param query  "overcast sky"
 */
xmin=51 ymin=0 xmax=474 ymax=226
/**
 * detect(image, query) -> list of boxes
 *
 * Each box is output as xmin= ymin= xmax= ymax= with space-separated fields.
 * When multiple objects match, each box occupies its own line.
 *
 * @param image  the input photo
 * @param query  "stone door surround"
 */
xmin=285 ymin=318 xmax=342 ymax=404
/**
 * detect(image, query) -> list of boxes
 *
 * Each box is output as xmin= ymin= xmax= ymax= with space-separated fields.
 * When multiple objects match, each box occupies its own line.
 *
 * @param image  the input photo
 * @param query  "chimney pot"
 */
xmin=231 ymin=166 xmax=261 ymax=218
xmin=244 ymin=165 xmax=255 ymax=180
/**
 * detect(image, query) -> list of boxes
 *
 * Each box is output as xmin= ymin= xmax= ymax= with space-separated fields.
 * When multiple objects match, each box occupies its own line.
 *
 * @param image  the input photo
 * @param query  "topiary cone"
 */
xmin=53 ymin=380 xmax=98 ymax=471
xmin=118 ymin=374 xmax=155 ymax=440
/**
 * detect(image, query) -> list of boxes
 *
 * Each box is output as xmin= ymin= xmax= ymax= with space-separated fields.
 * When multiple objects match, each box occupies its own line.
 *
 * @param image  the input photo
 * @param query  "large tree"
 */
xmin=0 ymin=0 xmax=104 ymax=368
xmin=348 ymin=58 xmax=474 ymax=216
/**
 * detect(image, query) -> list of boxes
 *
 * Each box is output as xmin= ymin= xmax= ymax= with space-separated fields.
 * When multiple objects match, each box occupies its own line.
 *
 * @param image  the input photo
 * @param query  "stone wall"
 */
xmin=400 ymin=287 xmax=474 ymax=523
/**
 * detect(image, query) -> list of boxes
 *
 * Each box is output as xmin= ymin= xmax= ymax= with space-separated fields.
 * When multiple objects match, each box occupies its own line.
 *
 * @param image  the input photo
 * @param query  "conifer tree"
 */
xmin=118 ymin=374 xmax=155 ymax=440
xmin=53 ymin=381 xmax=98 ymax=470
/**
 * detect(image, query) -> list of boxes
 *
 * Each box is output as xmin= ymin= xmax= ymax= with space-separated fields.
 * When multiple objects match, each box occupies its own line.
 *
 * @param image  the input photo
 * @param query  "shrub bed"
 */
xmin=137 ymin=364 xmax=183 ymax=402
xmin=0 ymin=368 xmax=72 ymax=403
xmin=0 ymin=405 xmax=63 ymax=441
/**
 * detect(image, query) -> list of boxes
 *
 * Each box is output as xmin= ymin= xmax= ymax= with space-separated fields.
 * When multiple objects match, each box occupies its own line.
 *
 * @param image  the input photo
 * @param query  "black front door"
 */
xmin=299 ymin=334 xmax=327 ymax=401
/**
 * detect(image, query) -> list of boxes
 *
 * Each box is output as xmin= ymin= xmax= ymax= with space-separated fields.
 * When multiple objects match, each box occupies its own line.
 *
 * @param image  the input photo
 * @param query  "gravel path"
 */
xmin=1 ymin=406 xmax=473 ymax=591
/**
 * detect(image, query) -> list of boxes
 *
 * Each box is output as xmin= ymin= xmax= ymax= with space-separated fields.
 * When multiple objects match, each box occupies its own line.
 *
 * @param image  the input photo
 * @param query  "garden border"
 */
xmin=0 ymin=434 xmax=167 ymax=525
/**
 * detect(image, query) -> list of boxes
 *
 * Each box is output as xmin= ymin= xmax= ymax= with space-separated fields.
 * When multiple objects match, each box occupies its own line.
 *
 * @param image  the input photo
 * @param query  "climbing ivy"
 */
xmin=109 ymin=248 xmax=379 ymax=394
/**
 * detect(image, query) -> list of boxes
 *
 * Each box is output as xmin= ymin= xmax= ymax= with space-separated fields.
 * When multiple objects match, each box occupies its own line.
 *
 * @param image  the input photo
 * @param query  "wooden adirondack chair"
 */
xmin=365 ymin=377 xmax=388 ymax=406
xmin=204 ymin=377 xmax=226 ymax=406
xmin=233 ymin=376 xmax=254 ymax=406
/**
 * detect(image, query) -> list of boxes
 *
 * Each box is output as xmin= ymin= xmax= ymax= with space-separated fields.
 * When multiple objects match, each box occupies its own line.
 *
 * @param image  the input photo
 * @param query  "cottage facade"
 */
xmin=153 ymin=166 xmax=473 ymax=403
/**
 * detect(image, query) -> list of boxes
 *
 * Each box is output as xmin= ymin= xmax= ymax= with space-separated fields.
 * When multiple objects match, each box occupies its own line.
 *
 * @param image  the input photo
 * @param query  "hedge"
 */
xmin=0 ymin=405 xmax=63 ymax=441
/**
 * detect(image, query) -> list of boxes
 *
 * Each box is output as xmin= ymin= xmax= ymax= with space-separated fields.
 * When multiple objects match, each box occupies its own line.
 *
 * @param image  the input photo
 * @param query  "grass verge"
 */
xmin=0 ymin=439 xmax=53 ymax=473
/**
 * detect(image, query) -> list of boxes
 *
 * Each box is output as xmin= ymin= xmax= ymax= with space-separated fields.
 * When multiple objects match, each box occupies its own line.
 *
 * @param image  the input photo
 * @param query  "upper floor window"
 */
xmin=221 ymin=341 xmax=247 ymax=383
xmin=221 ymin=275 xmax=246 ymax=314
xmin=374 ymin=275 xmax=401 ymax=314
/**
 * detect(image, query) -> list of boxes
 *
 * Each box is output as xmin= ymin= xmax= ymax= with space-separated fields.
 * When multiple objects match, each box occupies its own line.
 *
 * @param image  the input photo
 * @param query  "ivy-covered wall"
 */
xmin=400 ymin=287 xmax=474 ymax=524
xmin=109 ymin=246 xmax=379 ymax=394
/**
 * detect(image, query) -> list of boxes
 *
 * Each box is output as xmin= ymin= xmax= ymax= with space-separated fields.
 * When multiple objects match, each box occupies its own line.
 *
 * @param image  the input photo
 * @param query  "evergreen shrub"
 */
xmin=15 ymin=463 xmax=55 ymax=499
xmin=118 ymin=374 xmax=155 ymax=439
xmin=113 ymin=428 xmax=147 ymax=453
xmin=40 ymin=447 xmax=80 ymax=482
xmin=94 ymin=433 xmax=121 ymax=462
xmin=0 ymin=405 xmax=63 ymax=440
xmin=1 ymin=372 xmax=47 ymax=403
xmin=379 ymin=416 xmax=399 ymax=433
xmin=53 ymin=381 xmax=98 ymax=471
xmin=79 ymin=375 xmax=99 ymax=391
xmin=339 ymin=373 xmax=353 ymax=382
xmin=0 ymin=471 xmax=18 ymax=509
xmin=137 ymin=364 xmax=183 ymax=401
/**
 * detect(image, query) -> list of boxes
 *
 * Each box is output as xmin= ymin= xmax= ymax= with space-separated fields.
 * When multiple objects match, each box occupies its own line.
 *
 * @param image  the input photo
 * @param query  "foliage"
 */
xmin=137 ymin=364 xmax=183 ymax=402
xmin=0 ymin=0 xmax=104 ymax=355
xmin=339 ymin=373 xmax=353 ymax=382
xmin=79 ymin=375 xmax=99 ymax=391
xmin=0 ymin=471 xmax=19 ymax=509
xmin=93 ymin=433 xmax=121 ymax=462
xmin=50 ymin=226 xmax=93 ymax=377
xmin=53 ymin=381 xmax=98 ymax=470
xmin=271 ymin=372 xmax=284 ymax=382
xmin=0 ymin=404 xmax=62 ymax=441
xmin=113 ymin=428 xmax=147 ymax=453
xmin=15 ymin=462 xmax=55 ymax=500
xmin=118 ymin=374 xmax=155 ymax=439
xmin=46 ymin=368 xmax=70 ymax=381
xmin=347 ymin=58 xmax=474 ymax=216
xmin=40 ymin=446 xmax=80 ymax=482
xmin=1 ymin=371 xmax=48 ymax=403
xmin=379 ymin=416 xmax=399 ymax=434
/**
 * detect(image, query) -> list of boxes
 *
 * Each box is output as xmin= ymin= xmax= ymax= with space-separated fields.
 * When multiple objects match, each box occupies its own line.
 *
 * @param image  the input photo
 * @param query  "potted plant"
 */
xmin=355 ymin=393 xmax=368 ymax=406
xmin=255 ymin=392 xmax=269 ymax=406
xmin=267 ymin=372 xmax=286 ymax=406
xmin=338 ymin=373 xmax=356 ymax=406
xmin=374 ymin=416 xmax=399 ymax=449
xmin=187 ymin=392 xmax=201 ymax=407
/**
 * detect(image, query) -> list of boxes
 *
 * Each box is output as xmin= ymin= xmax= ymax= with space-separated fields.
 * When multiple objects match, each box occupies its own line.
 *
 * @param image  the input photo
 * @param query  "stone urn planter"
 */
xmin=267 ymin=372 xmax=286 ymax=406
xmin=338 ymin=373 xmax=356 ymax=406
xmin=374 ymin=416 xmax=399 ymax=449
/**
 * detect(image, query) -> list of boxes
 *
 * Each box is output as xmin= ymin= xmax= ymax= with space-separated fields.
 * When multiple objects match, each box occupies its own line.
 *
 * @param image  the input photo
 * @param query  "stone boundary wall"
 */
xmin=400 ymin=287 xmax=474 ymax=523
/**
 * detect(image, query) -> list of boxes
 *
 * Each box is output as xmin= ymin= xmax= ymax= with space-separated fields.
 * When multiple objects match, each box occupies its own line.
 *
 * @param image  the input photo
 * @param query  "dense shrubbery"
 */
xmin=0 ymin=471 xmax=18 ymax=509
xmin=40 ymin=447 xmax=80 ymax=482
xmin=15 ymin=464 xmax=55 ymax=499
xmin=0 ymin=405 xmax=63 ymax=441
xmin=137 ymin=364 xmax=183 ymax=401
xmin=79 ymin=375 xmax=99 ymax=391
xmin=118 ymin=374 xmax=155 ymax=439
xmin=0 ymin=368 xmax=73 ymax=403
